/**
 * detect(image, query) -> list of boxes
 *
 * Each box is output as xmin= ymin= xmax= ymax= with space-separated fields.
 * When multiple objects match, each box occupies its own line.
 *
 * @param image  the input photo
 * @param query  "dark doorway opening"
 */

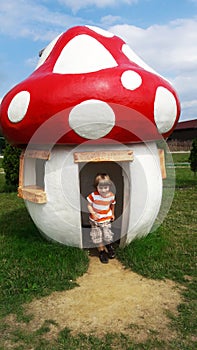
xmin=79 ymin=161 xmax=124 ymax=248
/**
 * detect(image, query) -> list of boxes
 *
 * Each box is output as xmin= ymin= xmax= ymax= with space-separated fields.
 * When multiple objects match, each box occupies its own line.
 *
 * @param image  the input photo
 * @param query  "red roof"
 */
xmin=175 ymin=119 xmax=197 ymax=130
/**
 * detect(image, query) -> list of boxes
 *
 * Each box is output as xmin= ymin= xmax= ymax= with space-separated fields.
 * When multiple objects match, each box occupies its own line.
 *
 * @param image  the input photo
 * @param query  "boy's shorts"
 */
xmin=90 ymin=220 xmax=114 ymax=245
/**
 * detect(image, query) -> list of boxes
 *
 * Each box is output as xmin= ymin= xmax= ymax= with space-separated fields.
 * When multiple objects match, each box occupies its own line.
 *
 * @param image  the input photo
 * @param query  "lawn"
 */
xmin=0 ymin=154 xmax=196 ymax=349
xmin=171 ymin=152 xmax=190 ymax=164
xmin=0 ymin=157 xmax=3 ymax=172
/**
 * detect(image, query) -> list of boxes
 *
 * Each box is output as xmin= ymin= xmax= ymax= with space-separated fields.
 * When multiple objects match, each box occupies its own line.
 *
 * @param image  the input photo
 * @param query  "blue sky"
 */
xmin=0 ymin=0 xmax=197 ymax=121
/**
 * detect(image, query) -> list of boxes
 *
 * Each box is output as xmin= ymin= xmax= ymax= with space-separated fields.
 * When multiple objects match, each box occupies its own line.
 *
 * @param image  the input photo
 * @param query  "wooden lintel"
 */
xmin=18 ymin=150 xmax=25 ymax=188
xmin=74 ymin=150 xmax=134 ymax=163
xmin=158 ymin=149 xmax=167 ymax=179
xmin=20 ymin=150 xmax=50 ymax=160
xmin=18 ymin=186 xmax=47 ymax=203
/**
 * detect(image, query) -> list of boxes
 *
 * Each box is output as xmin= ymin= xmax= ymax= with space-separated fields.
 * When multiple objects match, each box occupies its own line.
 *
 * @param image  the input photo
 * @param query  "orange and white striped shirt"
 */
xmin=87 ymin=191 xmax=116 ymax=223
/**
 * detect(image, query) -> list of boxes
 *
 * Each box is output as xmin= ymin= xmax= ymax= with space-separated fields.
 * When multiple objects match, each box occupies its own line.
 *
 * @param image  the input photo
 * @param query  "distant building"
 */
xmin=167 ymin=119 xmax=197 ymax=151
xmin=168 ymin=119 xmax=197 ymax=141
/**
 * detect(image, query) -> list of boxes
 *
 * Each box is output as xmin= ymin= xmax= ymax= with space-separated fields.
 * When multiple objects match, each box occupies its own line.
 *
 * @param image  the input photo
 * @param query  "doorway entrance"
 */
xmin=79 ymin=161 xmax=124 ymax=248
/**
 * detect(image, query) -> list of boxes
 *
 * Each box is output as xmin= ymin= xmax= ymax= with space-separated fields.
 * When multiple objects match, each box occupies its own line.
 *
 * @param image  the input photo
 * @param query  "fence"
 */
xmin=167 ymin=140 xmax=192 ymax=152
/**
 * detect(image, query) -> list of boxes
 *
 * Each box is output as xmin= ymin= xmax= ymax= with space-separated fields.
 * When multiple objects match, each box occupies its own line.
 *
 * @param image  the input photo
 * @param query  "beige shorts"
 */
xmin=90 ymin=220 xmax=114 ymax=245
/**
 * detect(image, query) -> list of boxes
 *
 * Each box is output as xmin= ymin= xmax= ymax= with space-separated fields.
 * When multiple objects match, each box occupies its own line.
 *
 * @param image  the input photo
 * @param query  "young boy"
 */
xmin=87 ymin=173 xmax=116 ymax=263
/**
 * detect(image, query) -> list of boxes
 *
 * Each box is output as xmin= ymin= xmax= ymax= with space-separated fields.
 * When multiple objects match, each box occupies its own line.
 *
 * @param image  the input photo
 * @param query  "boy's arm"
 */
xmin=87 ymin=202 xmax=99 ymax=221
xmin=111 ymin=203 xmax=115 ymax=221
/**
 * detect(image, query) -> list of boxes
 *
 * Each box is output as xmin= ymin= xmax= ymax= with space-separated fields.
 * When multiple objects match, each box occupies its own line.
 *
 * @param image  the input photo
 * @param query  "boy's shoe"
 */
xmin=106 ymin=244 xmax=115 ymax=259
xmin=99 ymin=250 xmax=109 ymax=264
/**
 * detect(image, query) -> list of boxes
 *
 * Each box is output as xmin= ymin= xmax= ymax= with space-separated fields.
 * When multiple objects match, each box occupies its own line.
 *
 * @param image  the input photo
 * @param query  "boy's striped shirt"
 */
xmin=87 ymin=191 xmax=116 ymax=223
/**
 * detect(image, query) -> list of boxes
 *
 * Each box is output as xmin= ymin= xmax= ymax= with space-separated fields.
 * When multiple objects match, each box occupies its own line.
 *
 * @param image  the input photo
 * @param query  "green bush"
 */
xmin=0 ymin=136 xmax=5 ymax=154
xmin=2 ymin=142 xmax=21 ymax=190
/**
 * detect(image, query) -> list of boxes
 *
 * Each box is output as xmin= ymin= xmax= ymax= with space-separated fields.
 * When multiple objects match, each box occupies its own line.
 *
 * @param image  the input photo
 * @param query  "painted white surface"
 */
xmin=53 ymin=34 xmax=118 ymax=74
xmin=8 ymin=91 xmax=30 ymax=123
xmin=124 ymin=142 xmax=162 ymax=244
xmin=69 ymin=100 xmax=115 ymax=139
xmin=122 ymin=43 xmax=170 ymax=84
xmin=25 ymin=146 xmax=82 ymax=247
xmin=154 ymin=86 xmax=177 ymax=133
xmin=86 ymin=26 xmax=114 ymax=38
xmin=122 ymin=44 xmax=158 ymax=75
xmin=36 ymin=33 xmax=62 ymax=69
xmin=24 ymin=142 xmax=162 ymax=247
xmin=121 ymin=70 xmax=142 ymax=91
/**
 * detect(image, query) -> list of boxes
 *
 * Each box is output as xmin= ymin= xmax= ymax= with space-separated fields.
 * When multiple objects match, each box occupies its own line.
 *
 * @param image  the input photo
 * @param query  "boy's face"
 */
xmin=97 ymin=184 xmax=110 ymax=197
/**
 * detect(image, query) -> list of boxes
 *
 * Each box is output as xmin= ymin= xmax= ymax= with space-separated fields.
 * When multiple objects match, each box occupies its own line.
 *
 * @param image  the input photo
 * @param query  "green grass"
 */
xmin=116 ymin=187 xmax=196 ymax=281
xmin=116 ymin=167 xmax=197 ymax=349
xmin=0 ymin=154 xmax=196 ymax=349
xmin=175 ymin=168 xmax=196 ymax=188
xmin=165 ymin=151 xmax=195 ymax=188
xmin=171 ymin=152 xmax=190 ymax=164
xmin=0 ymin=188 xmax=89 ymax=320
xmin=0 ymin=173 xmax=5 ymax=192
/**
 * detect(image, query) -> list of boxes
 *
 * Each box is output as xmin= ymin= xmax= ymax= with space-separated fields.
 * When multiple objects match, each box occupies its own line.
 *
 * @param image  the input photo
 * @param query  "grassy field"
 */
xmin=0 ymin=153 xmax=196 ymax=349
xmin=170 ymin=152 xmax=190 ymax=164
xmin=0 ymin=157 xmax=3 ymax=172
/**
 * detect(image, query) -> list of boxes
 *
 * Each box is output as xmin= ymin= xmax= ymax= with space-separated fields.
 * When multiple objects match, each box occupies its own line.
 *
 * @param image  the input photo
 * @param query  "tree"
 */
xmin=189 ymin=138 xmax=197 ymax=176
xmin=0 ymin=136 xmax=5 ymax=154
xmin=2 ymin=141 xmax=21 ymax=190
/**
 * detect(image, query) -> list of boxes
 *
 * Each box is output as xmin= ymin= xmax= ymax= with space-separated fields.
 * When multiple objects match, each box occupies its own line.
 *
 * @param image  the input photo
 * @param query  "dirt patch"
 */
xmin=5 ymin=256 xmax=182 ymax=342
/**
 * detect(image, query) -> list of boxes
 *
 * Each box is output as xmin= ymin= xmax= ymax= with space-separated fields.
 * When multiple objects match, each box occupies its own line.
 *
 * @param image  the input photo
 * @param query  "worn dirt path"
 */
xmin=5 ymin=255 xmax=182 ymax=342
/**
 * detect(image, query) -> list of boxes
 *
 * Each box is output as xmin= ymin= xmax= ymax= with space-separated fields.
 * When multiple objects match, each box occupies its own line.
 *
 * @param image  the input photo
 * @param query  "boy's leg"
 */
xmin=98 ymin=247 xmax=109 ymax=263
xmin=90 ymin=221 xmax=102 ymax=245
xmin=103 ymin=222 xmax=115 ymax=259
xmin=106 ymin=243 xmax=115 ymax=259
xmin=90 ymin=222 xmax=108 ymax=263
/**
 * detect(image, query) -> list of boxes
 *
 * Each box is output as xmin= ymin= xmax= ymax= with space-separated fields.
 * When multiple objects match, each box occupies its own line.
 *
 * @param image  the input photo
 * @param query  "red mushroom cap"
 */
xmin=0 ymin=25 xmax=181 ymax=146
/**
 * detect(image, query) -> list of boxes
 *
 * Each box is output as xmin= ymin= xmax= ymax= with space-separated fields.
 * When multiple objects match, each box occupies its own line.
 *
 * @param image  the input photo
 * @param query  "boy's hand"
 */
xmin=92 ymin=212 xmax=99 ymax=221
xmin=111 ymin=214 xmax=115 ymax=221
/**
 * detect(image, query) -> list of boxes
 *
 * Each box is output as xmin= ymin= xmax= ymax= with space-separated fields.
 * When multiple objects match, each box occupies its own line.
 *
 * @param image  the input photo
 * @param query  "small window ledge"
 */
xmin=18 ymin=185 xmax=47 ymax=203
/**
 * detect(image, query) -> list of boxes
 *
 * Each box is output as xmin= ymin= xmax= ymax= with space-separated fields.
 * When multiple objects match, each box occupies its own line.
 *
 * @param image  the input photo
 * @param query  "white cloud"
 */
xmin=109 ymin=18 xmax=197 ymax=74
xmin=101 ymin=15 xmax=122 ymax=26
xmin=0 ymin=0 xmax=83 ymax=41
xmin=182 ymin=100 xmax=197 ymax=108
xmin=25 ymin=56 xmax=39 ymax=68
xmin=58 ymin=0 xmax=137 ymax=13
xmin=109 ymin=18 xmax=197 ymax=120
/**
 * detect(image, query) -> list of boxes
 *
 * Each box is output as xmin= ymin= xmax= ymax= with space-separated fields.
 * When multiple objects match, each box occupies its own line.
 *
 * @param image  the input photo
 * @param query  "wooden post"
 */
xmin=18 ymin=150 xmax=25 ymax=188
xmin=158 ymin=149 xmax=167 ymax=179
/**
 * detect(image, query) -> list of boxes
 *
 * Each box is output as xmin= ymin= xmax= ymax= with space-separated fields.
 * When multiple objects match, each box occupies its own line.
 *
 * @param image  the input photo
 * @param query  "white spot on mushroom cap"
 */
xmin=86 ymin=25 xmax=114 ymax=38
xmin=69 ymin=100 xmax=115 ymax=139
xmin=53 ymin=34 xmax=118 ymax=74
xmin=122 ymin=44 xmax=170 ymax=82
xmin=8 ymin=91 xmax=30 ymax=123
xmin=122 ymin=44 xmax=157 ymax=75
xmin=121 ymin=70 xmax=142 ymax=90
xmin=35 ymin=33 xmax=62 ymax=69
xmin=154 ymin=86 xmax=177 ymax=134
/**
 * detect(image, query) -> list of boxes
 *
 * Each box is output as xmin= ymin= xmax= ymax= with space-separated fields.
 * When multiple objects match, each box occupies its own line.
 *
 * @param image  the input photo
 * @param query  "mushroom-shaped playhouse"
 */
xmin=0 ymin=25 xmax=181 ymax=248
